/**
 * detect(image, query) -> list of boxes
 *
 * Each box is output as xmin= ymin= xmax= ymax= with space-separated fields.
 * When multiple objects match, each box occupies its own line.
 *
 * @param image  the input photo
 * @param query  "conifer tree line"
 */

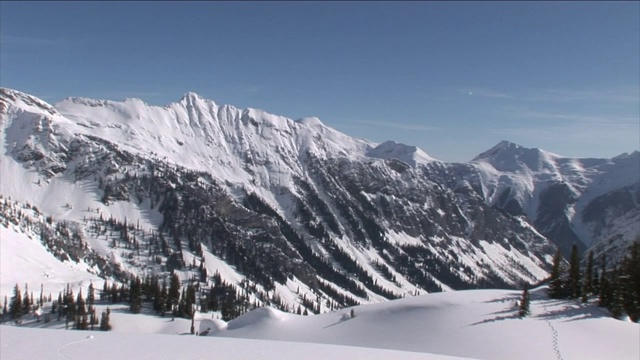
xmin=547 ymin=241 xmax=640 ymax=322
xmin=3 ymin=282 xmax=112 ymax=331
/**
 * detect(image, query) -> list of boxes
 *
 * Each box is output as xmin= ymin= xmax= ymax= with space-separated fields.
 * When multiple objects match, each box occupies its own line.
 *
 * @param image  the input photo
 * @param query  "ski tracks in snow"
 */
xmin=57 ymin=335 xmax=94 ymax=360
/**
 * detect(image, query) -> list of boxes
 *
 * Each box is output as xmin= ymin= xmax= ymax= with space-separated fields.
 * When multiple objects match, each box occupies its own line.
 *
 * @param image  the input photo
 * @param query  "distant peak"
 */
xmin=367 ymin=140 xmax=436 ymax=167
xmin=473 ymin=140 xmax=524 ymax=161
xmin=612 ymin=150 xmax=640 ymax=160
xmin=494 ymin=140 xmax=520 ymax=151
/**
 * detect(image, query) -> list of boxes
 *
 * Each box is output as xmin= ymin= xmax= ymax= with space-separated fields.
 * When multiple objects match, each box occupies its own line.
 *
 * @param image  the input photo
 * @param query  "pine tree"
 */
xmin=567 ymin=244 xmax=581 ymax=299
xmin=22 ymin=288 xmax=31 ymax=315
xmin=89 ymin=306 xmax=96 ymax=330
xmin=184 ymin=284 xmax=196 ymax=317
xmin=548 ymin=248 xmax=565 ymax=298
xmin=100 ymin=307 xmax=112 ymax=331
xmin=519 ymin=284 xmax=531 ymax=317
xmin=582 ymin=250 xmax=594 ymax=302
xmin=598 ymin=255 xmax=610 ymax=307
xmin=619 ymin=241 xmax=640 ymax=322
xmin=599 ymin=271 xmax=611 ymax=308
xmin=608 ymin=267 xmax=625 ymax=319
xmin=154 ymin=279 xmax=168 ymax=315
xmin=101 ymin=281 xmax=108 ymax=301
xmin=65 ymin=286 xmax=76 ymax=324
xmin=80 ymin=313 xmax=89 ymax=330
xmin=76 ymin=291 xmax=86 ymax=317
xmin=87 ymin=283 xmax=95 ymax=307
xmin=3 ymin=295 xmax=8 ymax=318
xmin=129 ymin=276 xmax=142 ymax=314
xmin=167 ymin=273 xmax=181 ymax=315
xmin=9 ymin=284 xmax=23 ymax=323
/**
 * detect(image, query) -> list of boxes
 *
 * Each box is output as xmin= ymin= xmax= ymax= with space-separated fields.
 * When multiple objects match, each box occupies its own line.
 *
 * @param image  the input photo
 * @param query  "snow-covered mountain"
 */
xmin=0 ymin=87 xmax=635 ymax=316
xmin=471 ymin=140 xmax=639 ymax=260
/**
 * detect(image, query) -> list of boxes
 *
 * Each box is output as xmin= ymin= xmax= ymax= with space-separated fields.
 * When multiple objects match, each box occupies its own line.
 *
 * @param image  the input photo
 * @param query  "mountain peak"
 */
xmin=367 ymin=140 xmax=436 ymax=167
xmin=472 ymin=140 xmax=522 ymax=161
xmin=179 ymin=92 xmax=214 ymax=107
xmin=0 ymin=87 xmax=59 ymax=116
xmin=181 ymin=91 xmax=202 ymax=101
xmin=472 ymin=140 xmax=563 ymax=174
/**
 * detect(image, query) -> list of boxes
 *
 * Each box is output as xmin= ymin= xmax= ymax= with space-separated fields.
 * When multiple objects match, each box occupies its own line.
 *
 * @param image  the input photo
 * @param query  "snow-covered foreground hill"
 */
xmin=0 ymin=327 xmax=462 ymax=360
xmin=2 ymin=287 xmax=637 ymax=360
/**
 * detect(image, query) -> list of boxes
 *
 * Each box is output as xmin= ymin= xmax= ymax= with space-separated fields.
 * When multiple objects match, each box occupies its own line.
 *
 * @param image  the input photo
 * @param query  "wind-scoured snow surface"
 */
xmin=2 ymin=287 xmax=638 ymax=360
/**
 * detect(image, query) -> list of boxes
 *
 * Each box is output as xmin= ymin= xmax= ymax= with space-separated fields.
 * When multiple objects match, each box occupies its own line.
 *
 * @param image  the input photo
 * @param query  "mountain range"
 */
xmin=1 ymin=87 xmax=637 ymax=313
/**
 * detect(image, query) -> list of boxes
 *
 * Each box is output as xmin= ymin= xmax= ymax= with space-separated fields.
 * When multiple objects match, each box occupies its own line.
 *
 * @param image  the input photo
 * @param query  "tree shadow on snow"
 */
xmin=481 ymin=293 xmax=520 ymax=304
xmin=534 ymin=301 xmax=611 ymax=322
xmin=468 ymin=308 xmax=521 ymax=326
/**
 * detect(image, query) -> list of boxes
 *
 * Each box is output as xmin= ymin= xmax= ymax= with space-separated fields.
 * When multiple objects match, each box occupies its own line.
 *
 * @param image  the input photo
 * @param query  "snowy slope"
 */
xmin=0 ymin=224 xmax=102 ymax=298
xmin=2 ymin=287 xmax=637 ymax=360
xmin=210 ymin=287 xmax=639 ymax=360
xmin=0 ymin=326 xmax=466 ymax=360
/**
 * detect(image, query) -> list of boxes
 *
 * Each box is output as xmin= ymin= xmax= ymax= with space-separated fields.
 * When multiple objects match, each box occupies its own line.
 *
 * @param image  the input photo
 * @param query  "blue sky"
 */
xmin=1 ymin=2 xmax=638 ymax=162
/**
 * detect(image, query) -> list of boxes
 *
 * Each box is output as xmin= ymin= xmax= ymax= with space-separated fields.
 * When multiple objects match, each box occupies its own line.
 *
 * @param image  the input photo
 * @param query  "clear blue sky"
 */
xmin=1 ymin=1 xmax=638 ymax=162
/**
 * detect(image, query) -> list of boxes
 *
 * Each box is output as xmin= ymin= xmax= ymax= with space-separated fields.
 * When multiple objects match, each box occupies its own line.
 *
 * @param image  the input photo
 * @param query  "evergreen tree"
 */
xmin=129 ymin=276 xmax=142 ymax=314
xmin=184 ymin=284 xmax=196 ymax=317
xmin=100 ymin=307 xmax=112 ymax=331
xmin=101 ymin=281 xmax=108 ymax=301
xmin=619 ymin=241 xmax=640 ymax=322
xmin=599 ymin=270 xmax=611 ymax=308
xmin=87 ymin=283 xmax=95 ymax=307
xmin=548 ymin=248 xmax=565 ymax=298
xmin=154 ymin=279 xmax=168 ymax=315
xmin=110 ymin=283 xmax=119 ymax=303
xmin=608 ymin=267 xmax=625 ymax=319
xmin=598 ymin=255 xmax=610 ymax=307
xmin=582 ymin=250 xmax=594 ymax=302
xmin=167 ymin=273 xmax=181 ymax=315
xmin=80 ymin=313 xmax=89 ymax=330
xmin=3 ymin=295 xmax=8 ymax=318
xmin=22 ymin=288 xmax=31 ymax=315
xmin=567 ymin=244 xmax=581 ymax=299
xmin=65 ymin=286 xmax=76 ymax=324
xmin=89 ymin=306 xmax=96 ymax=330
xmin=76 ymin=291 xmax=86 ymax=317
xmin=519 ymin=284 xmax=531 ymax=317
xmin=592 ymin=268 xmax=600 ymax=296
xmin=9 ymin=284 xmax=23 ymax=323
